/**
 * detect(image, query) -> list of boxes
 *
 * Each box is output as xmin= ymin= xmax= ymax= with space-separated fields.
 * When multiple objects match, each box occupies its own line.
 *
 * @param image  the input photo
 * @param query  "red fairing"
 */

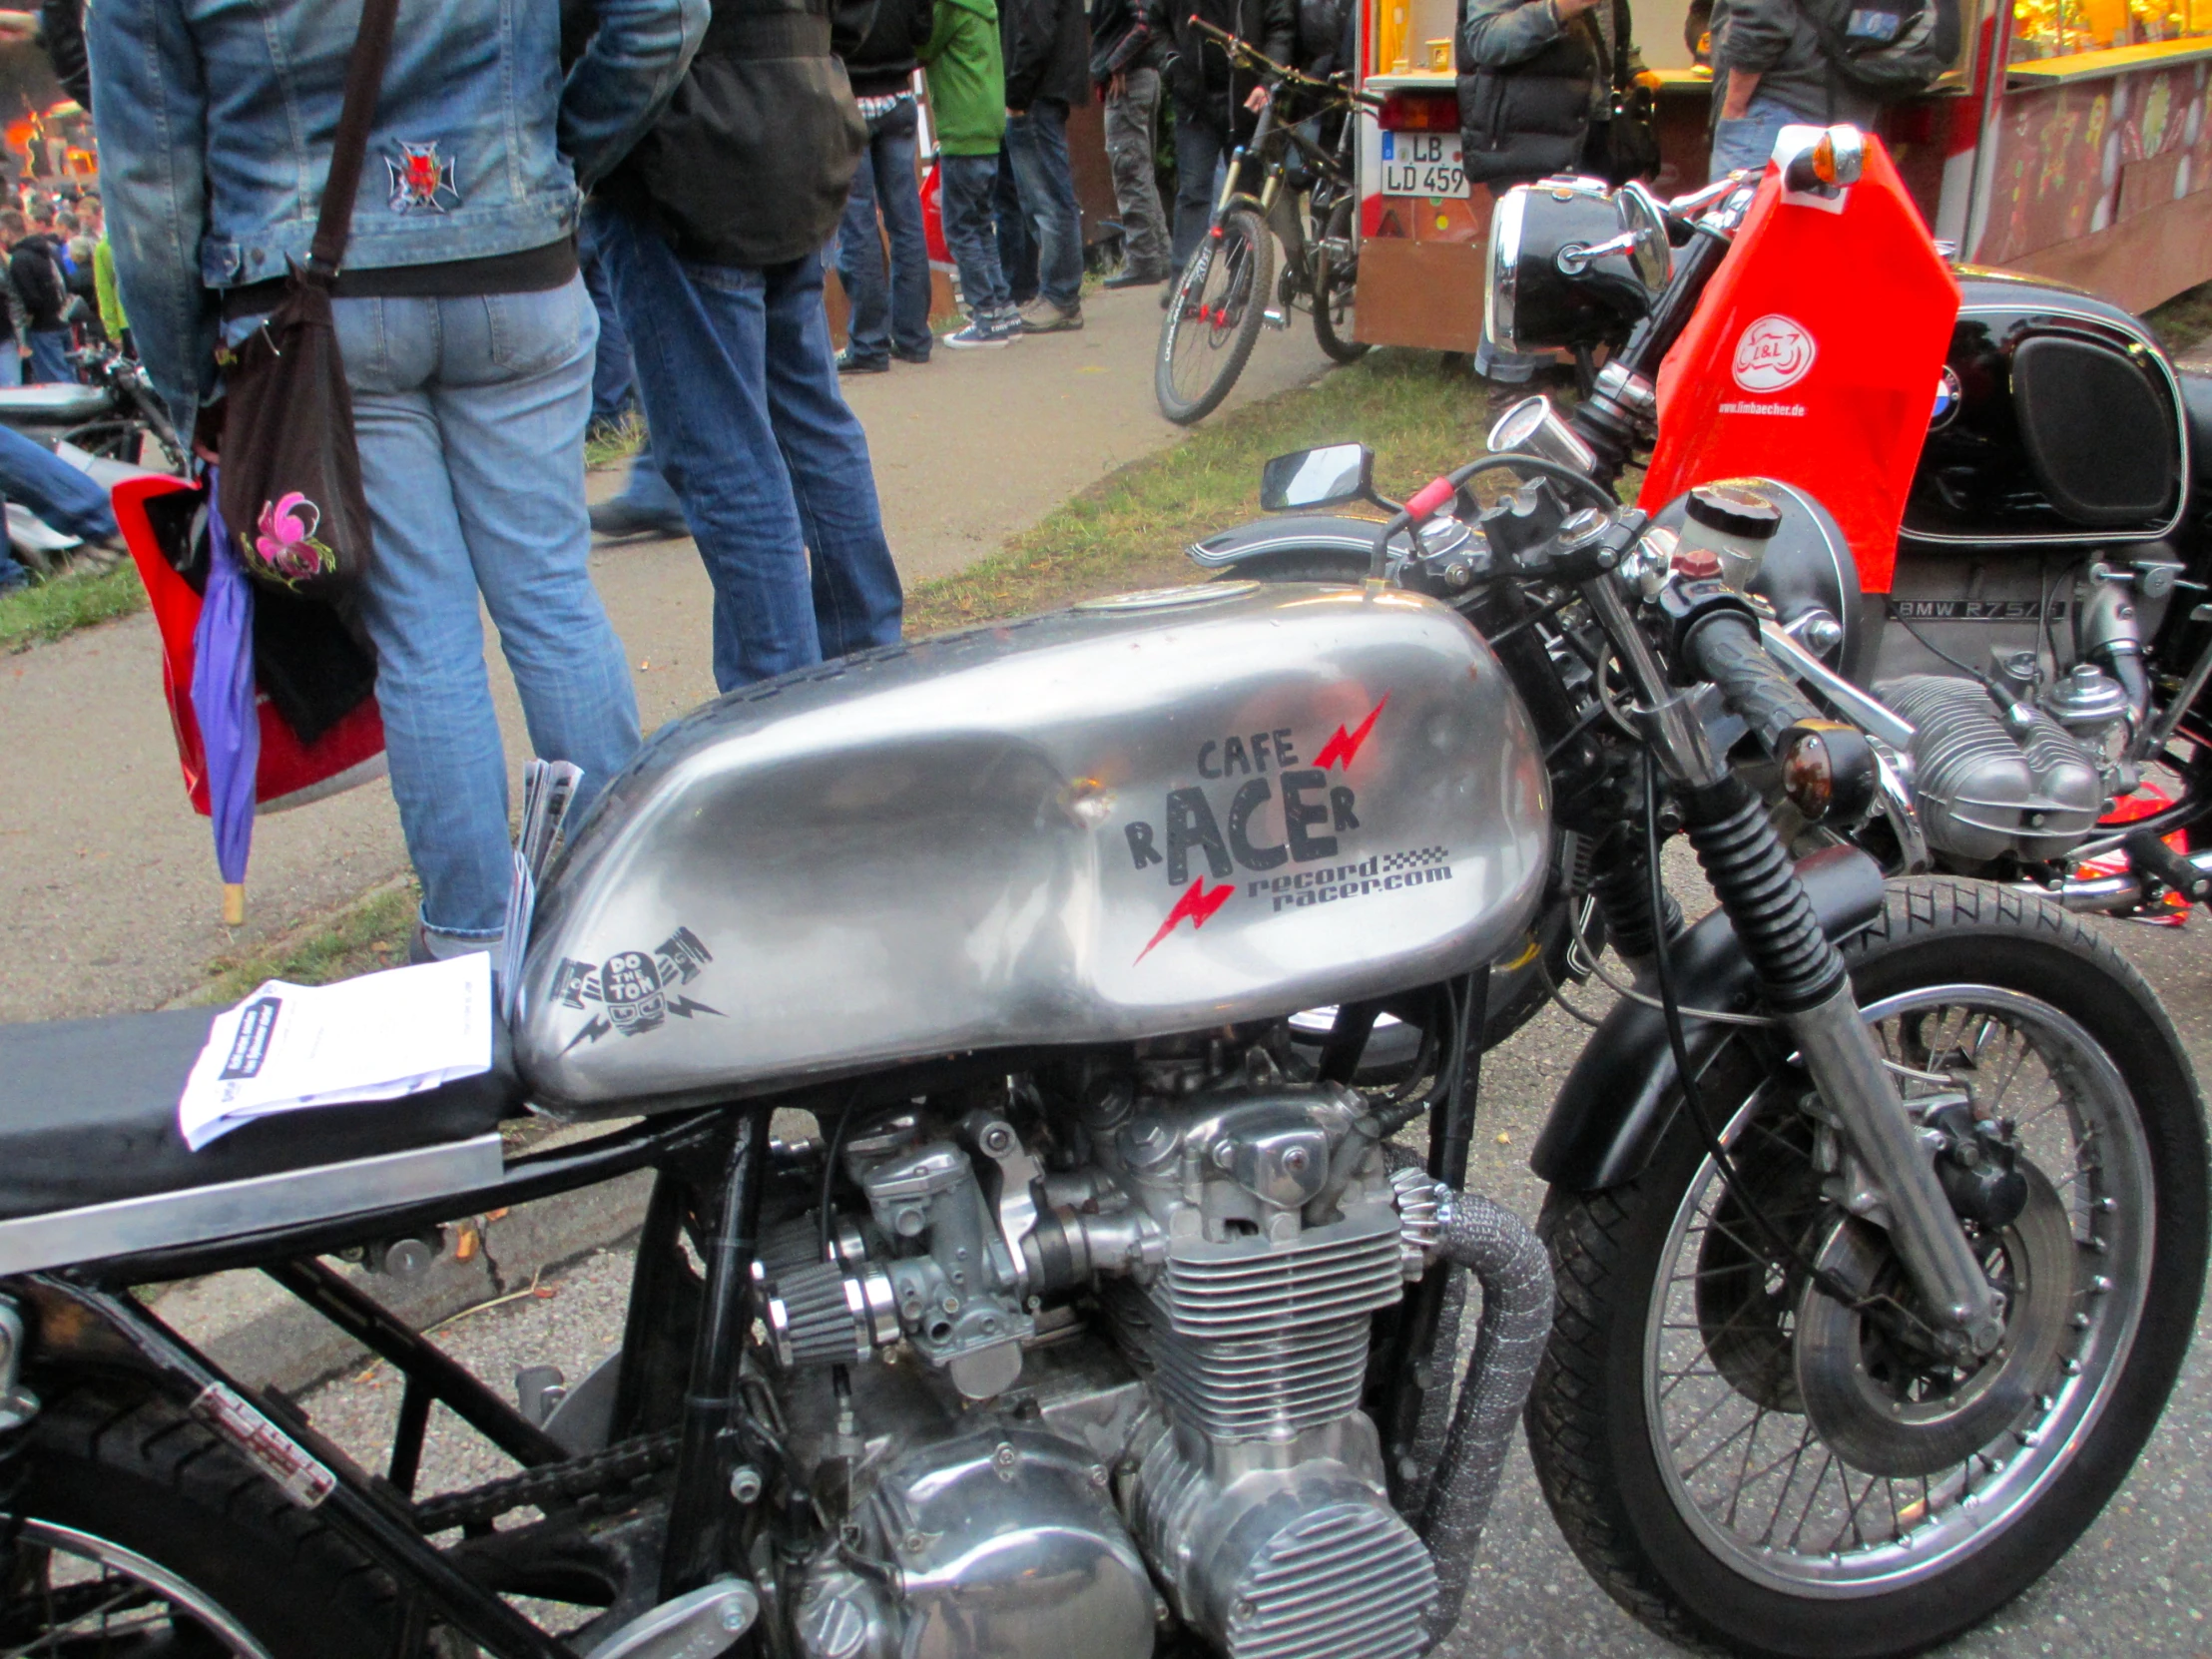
xmin=1635 ymin=136 xmax=1958 ymax=595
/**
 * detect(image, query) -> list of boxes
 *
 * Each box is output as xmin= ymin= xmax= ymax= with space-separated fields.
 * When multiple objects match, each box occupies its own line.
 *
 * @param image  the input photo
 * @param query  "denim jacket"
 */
xmin=86 ymin=0 xmax=708 ymax=433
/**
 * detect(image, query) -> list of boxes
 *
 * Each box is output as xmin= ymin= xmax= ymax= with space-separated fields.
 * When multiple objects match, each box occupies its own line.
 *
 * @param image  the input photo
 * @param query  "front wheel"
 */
xmin=1156 ymin=209 xmax=1272 ymax=426
xmin=1527 ymin=879 xmax=2209 ymax=1658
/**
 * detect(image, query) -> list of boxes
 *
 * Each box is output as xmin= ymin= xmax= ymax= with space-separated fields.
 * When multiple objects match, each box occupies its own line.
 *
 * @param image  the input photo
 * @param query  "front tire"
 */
xmin=1526 ymin=880 xmax=2209 ymax=1657
xmin=1156 ymin=209 xmax=1272 ymax=426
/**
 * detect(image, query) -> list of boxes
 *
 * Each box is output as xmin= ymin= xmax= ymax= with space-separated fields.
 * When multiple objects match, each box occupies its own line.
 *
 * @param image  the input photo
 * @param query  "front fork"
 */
xmin=1584 ymin=579 xmax=2007 ymax=1356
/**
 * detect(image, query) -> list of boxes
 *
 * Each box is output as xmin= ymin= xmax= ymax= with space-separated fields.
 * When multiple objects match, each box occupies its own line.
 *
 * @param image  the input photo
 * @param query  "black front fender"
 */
xmin=1530 ymin=846 xmax=1887 ymax=1193
xmin=1187 ymin=513 xmax=1390 ymax=576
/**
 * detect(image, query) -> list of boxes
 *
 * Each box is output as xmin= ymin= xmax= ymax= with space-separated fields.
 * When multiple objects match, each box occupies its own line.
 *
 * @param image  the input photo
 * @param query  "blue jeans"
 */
xmin=836 ymin=99 xmax=933 ymax=364
xmin=1170 ymin=112 xmax=1230 ymax=274
xmin=1002 ymin=100 xmax=1084 ymax=311
xmin=591 ymin=207 xmax=904 ymax=691
xmin=25 ymin=329 xmax=72 ymax=384
xmin=322 ymin=278 xmax=642 ymax=944
xmin=613 ymin=432 xmax=686 ymax=519
xmin=0 ymin=424 xmax=118 ymax=540
xmin=994 ymin=143 xmax=1037 ymax=306
xmin=578 ymin=213 xmax=637 ymax=424
xmin=938 ymin=152 xmax=1012 ymax=319
xmin=0 ymin=347 xmax=20 ymax=387
xmin=1709 ymin=94 xmax=1804 ymax=178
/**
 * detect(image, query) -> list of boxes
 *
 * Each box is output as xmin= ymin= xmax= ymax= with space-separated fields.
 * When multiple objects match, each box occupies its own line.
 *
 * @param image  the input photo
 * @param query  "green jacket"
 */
xmin=94 ymin=240 xmax=128 ymax=337
xmin=921 ymin=0 xmax=1005 ymax=156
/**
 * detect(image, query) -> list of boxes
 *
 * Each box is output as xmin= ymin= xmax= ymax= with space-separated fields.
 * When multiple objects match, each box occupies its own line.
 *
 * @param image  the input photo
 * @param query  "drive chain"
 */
xmin=411 ymin=1426 xmax=682 ymax=1535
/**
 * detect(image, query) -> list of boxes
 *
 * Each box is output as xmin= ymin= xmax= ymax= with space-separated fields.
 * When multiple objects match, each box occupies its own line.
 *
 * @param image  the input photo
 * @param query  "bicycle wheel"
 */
xmin=1155 ymin=209 xmax=1272 ymax=426
xmin=1311 ymin=200 xmax=1368 ymax=365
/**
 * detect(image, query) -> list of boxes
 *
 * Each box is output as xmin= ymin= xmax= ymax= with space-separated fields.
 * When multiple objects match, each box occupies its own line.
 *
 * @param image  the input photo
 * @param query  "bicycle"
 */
xmin=1154 ymin=24 xmax=1382 ymax=425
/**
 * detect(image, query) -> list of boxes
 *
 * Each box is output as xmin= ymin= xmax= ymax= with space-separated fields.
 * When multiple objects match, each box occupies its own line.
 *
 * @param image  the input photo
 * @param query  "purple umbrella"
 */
xmin=190 ymin=465 xmax=259 ymax=926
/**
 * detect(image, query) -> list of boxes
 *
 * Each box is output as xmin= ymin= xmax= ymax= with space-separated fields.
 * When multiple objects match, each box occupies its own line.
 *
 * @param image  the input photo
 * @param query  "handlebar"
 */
xmin=1683 ymin=603 xmax=1877 ymax=824
xmin=1685 ymin=608 xmax=1824 ymax=754
xmin=1187 ymin=16 xmax=1385 ymax=108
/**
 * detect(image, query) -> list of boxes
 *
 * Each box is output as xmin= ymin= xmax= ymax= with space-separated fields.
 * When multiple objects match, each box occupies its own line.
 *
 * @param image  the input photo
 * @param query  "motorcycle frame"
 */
xmin=8 ymin=1102 xmax=769 ymax=1659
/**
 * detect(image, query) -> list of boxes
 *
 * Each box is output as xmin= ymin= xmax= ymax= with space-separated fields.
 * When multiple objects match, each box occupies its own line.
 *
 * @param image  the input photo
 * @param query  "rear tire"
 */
xmin=1156 ymin=209 xmax=1272 ymax=426
xmin=5 ymin=1380 xmax=405 ymax=1658
xmin=1311 ymin=201 xmax=1368 ymax=365
xmin=1526 ymin=880 xmax=2209 ymax=1658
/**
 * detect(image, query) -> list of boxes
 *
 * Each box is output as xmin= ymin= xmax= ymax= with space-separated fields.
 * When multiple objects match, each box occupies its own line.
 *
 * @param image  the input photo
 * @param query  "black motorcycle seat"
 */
xmin=2181 ymin=367 xmax=2212 ymax=489
xmin=0 ymin=1008 xmax=521 ymax=1224
xmin=0 ymin=384 xmax=112 ymax=423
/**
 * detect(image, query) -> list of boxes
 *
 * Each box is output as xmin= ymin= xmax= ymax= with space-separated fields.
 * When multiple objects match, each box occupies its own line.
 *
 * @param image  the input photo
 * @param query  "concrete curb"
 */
xmin=151 ymin=1165 xmax=655 ymax=1400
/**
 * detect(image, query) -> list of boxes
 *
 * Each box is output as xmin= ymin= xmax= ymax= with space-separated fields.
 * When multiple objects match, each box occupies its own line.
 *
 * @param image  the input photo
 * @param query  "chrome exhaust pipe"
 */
xmin=2018 ymin=848 xmax=2212 ymax=914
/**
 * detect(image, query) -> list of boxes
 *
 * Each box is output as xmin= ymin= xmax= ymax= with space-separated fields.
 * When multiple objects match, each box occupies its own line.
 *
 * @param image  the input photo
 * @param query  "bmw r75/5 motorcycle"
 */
xmin=1522 ymin=127 xmax=2212 ymax=916
xmin=1202 ymin=125 xmax=2212 ymax=919
xmin=1 ymin=253 xmax=2205 ymax=1657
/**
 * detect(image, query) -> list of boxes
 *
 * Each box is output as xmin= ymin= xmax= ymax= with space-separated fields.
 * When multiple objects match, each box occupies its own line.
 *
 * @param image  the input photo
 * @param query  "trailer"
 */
xmin=1349 ymin=0 xmax=2212 ymax=350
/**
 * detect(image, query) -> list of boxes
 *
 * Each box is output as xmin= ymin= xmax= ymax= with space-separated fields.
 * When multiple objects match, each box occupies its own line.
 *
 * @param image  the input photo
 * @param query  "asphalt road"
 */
xmin=294 ymin=895 xmax=2212 ymax=1659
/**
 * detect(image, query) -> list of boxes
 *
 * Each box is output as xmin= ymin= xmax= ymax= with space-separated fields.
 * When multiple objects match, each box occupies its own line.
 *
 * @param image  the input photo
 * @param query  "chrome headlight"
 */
xmin=1484 ymin=176 xmax=1663 ymax=355
xmin=1483 ymin=186 xmax=1527 ymax=356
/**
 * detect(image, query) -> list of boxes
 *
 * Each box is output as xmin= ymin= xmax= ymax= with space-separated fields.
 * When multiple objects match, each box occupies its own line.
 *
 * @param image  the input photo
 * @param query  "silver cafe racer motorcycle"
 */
xmin=0 ymin=219 xmax=2205 ymax=1657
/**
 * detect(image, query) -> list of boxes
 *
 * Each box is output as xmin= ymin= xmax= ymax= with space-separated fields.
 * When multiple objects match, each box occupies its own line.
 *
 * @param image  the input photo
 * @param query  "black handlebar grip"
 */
xmin=1686 ymin=609 xmax=1820 ymax=752
xmin=1689 ymin=608 xmax=1877 ymax=826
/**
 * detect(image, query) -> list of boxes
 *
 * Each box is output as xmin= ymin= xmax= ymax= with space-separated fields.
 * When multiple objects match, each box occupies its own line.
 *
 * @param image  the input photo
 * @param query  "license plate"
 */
xmin=1380 ymin=132 xmax=1464 ymax=198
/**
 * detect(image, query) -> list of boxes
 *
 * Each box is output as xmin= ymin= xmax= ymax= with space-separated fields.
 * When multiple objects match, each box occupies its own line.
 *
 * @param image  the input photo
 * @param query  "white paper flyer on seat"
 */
xmin=178 ymin=953 xmax=494 ymax=1150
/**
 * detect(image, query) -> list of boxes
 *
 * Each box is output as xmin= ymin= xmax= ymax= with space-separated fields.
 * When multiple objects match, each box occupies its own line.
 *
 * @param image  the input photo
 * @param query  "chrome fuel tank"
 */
xmin=514 ymin=582 xmax=1550 ymax=1110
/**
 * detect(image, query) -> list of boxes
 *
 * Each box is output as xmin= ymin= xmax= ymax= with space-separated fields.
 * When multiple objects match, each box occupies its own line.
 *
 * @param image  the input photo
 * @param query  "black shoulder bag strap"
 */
xmin=217 ymin=0 xmax=404 ymax=604
xmin=309 ymin=0 xmax=404 ymax=278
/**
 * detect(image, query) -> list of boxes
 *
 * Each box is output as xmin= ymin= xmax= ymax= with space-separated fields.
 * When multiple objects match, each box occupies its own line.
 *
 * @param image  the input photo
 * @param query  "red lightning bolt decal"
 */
xmin=1314 ymin=695 xmax=1390 ymax=772
xmin=1136 ymin=876 xmax=1237 ymax=962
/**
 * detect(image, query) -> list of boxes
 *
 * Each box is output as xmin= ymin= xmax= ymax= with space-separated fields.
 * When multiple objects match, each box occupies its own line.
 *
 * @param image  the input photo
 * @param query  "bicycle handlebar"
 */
xmin=1186 ymin=16 xmax=1385 ymax=108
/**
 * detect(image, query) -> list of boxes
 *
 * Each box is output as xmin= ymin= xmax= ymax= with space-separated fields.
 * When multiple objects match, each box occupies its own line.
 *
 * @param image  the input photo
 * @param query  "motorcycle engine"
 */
xmin=1871 ymin=554 xmax=2173 ymax=866
xmin=757 ymin=1049 xmax=1442 ymax=1659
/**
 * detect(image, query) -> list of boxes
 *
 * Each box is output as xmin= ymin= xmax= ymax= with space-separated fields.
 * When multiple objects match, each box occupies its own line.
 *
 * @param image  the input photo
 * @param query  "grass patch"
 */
xmin=904 ymin=348 xmax=1500 ymax=633
xmin=585 ymin=409 xmax=648 ymax=471
xmin=0 ymin=561 xmax=147 ymax=652
xmin=184 ymin=879 xmax=419 ymax=1008
xmin=2147 ymin=279 xmax=2212 ymax=359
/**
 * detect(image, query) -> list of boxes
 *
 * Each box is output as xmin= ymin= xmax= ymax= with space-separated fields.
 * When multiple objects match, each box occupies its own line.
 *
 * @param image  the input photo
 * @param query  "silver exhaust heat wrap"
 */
xmin=1412 ymin=1180 xmax=1554 ymax=1647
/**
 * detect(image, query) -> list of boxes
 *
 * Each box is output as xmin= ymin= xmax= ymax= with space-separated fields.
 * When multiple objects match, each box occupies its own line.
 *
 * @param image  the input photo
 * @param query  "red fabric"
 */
xmin=114 ymin=474 xmax=386 ymax=817
xmin=1635 ymin=137 xmax=1959 ymax=595
xmin=920 ymin=163 xmax=951 ymax=266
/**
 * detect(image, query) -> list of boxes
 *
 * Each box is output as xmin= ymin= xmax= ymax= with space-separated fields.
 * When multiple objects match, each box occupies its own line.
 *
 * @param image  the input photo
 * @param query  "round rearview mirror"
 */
xmin=1614 ymin=182 xmax=1673 ymax=293
xmin=1260 ymin=444 xmax=1376 ymax=512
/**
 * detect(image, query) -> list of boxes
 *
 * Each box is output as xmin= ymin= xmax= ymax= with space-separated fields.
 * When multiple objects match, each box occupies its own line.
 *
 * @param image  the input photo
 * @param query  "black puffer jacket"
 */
xmin=1455 ymin=0 xmax=1621 ymax=188
xmin=1168 ymin=0 xmax=1295 ymax=130
xmin=845 ymin=0 xmax=936 ymax=96
xmin=593 ymin=0 xmax=872 ymax=267
xmin=1003 ymin=0 xmax=1091 ymax=109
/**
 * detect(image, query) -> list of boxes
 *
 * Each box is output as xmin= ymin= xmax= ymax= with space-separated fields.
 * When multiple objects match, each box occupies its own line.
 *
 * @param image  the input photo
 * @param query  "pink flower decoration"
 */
xmin=254 ymin=492 xmax=332 ymax=582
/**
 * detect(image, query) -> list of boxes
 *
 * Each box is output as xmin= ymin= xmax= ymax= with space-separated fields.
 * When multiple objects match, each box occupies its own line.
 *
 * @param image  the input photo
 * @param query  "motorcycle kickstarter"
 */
xmin=0 ymin=125 xmax=2204 ymax=1659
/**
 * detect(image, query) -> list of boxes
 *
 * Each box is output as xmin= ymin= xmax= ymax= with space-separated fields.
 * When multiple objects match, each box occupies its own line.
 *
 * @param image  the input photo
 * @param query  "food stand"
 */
xmin=1351 ymin=0 xmax=2212 ymax=349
